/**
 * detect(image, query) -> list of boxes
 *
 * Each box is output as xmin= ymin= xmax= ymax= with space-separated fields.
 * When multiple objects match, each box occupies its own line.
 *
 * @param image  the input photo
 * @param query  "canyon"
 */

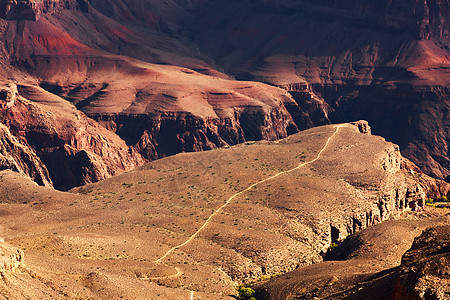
xmin=0 ymin=0 xmax=447 ymax=299
xmin=0 ymin=123 xmax=446 ymax=299
xmin=0 ymin=0 xmax=446 ymax=189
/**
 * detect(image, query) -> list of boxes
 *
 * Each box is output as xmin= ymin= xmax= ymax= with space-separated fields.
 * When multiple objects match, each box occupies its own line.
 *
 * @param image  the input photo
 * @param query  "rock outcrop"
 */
xmin=92 ymin=108 xmax=297 ymax=160
xmin=0 ymin=83 xmax=145 ymax=190
xmin=393 ymin=226 xmax=450 ymax=300
xmin=0 ymin=0 xmax=88 ymax=21
xmin=0 ymin=239 xmax=23 ymax=276
xmin=350 ymin=120 xmax=371 ymax=134
xmin=0 ymin=122 xmax=52 ymax=187
xmin=307 ymin=123 xmax=427 ymax=249
xmin=0 ymin=82 xmax=17 ymax=109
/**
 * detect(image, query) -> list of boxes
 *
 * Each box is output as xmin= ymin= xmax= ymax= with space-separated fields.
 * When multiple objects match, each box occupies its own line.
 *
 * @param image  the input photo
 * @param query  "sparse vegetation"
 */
xmin=425 ymin=198 xmax=435 ymax=207
xmin=327 ymin=242 xmax=338 ymax=253
xmin=436 ymin=196 xmax=448 ymax=202
xmin=426 ymin=196 xmax=449 ymax=208
xmin=236 ymin=285 xmax=256 ymax=300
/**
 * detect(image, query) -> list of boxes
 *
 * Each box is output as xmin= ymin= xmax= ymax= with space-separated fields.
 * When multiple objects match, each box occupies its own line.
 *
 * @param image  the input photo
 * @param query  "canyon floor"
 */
xmin=0 ymin=123 xmax=447 ymax=299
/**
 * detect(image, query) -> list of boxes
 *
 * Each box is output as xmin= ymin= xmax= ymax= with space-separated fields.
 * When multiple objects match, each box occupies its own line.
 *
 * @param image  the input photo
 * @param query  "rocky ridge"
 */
xmin=80 ymin=123 xmax=433 ymax=283
xmin=0 ymin=123 xmax=446 ymax=299
xmin=393 ymin=226 xmax=450 ymax=300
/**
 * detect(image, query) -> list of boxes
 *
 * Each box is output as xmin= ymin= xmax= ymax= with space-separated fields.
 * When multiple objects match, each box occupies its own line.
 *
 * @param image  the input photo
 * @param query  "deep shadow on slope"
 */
xmin=256 ymin=209 xmax=450 ymax=300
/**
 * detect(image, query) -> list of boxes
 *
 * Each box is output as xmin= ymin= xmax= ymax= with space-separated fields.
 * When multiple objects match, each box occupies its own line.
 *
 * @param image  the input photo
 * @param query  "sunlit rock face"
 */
xmin=0 ymin=0 xmax=88 ymax=21
xmin=393 ymin=226 xmax=450 ymax=300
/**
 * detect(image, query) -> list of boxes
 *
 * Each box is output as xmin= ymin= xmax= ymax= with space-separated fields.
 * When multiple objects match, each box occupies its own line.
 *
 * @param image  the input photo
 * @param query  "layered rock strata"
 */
xmin=0 ymin=82 xmax=144 ymax=190
xmin=0 ymin=0 xmax=88 ymax=21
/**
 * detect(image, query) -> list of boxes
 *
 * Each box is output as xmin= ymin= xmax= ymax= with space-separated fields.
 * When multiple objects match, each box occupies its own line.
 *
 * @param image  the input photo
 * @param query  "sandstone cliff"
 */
xmin=0 ymin=82 xmax=145 ymax=190
xmin=302 ymin=0 xmax=450 ymax=39
xmin=92 ymin=107 xmax=297 ymax=161
xmin=0 ymin=122 xmax=52 ymax=187
xmin=0 ymin=82 xmax=52 ymax=186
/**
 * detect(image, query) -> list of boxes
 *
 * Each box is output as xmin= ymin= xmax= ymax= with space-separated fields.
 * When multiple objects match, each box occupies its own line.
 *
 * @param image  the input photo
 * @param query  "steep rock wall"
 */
xmin=0 ymin=0 xmax=88 ymax=21
xmin=91 ymin=108 xmax=298 ymax=160
xmin=0 ymin=83 xmax=145 ymax=190
xmin=301 ymin=0 xmax=450 ymax=39
xmin=0 ymin=123 xmax=52 ymax=187
xmin=309 ymin=83 xmax=450 ymax=180
xmin=393 ymin=226 xmax=450 ymax=299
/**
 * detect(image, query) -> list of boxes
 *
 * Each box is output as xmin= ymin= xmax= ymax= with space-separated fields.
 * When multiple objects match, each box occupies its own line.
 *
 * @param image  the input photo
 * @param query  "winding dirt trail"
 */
xmin=145 ymin=125 xmax=342 ymax=299
xmin=155 ymin=125 xmax=342 ymax=264
xmin=139 ymin=267 xmax=182 ymax=281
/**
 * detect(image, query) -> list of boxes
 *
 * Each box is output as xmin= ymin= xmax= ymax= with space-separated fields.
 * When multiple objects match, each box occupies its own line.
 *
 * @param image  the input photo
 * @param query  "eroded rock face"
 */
xmin=0 ymin=239 xmax=23 ymax=276
xmin=313 ymin=125 xmax=428 ymax=247
xmin=0 ymin=83 xmax=145 ymax=190
xmin=279 ymin=83 xmax=333 ymax=130
xmin=0 ymin=0 xmax=88 ymax=21
xmin=0 ymin=122 xmax=52 ymax=187
xmin=303 ymin=0 xmax=450 ymax=39
xmin=393 ymin=226 xmax=450 ymax=300
xmin=0 ymin=82 xmax=18 ymax=109
xmin=92 ymin=108 xmax=297 ymax=160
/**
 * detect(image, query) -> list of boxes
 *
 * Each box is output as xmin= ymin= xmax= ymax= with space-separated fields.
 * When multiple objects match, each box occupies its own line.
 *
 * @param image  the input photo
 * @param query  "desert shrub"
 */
xmin=328 ymin=242 xmax=338 ymax=253
xmin=438 ymin=196 xmax=448 ymax=202
xmin=237 ymin=285 xmax=255 ymax=300
xmin=428 ymin=196 xmax=449 ymax=206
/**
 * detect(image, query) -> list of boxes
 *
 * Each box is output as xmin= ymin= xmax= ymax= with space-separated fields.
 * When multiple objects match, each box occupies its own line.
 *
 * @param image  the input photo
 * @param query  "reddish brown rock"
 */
xmin=393 ymin=226 xmax=450 ymax=300
xmin=350 ymin=120 xmax=371 ymax=134
xmin=0 ymin=0 xmax=88 ymax=21
xmin=0 ymin=83 xmax=145 ymax=190
xmin=0 ymin=122 xmax=52 ymax=187
xmin=0 ymin=0 xmax=447 ymax=187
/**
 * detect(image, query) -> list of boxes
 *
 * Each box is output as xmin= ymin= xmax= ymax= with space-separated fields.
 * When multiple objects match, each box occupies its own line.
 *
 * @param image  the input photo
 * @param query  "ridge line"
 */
xmin=155 ymin=125 xmax=342 ymax=264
